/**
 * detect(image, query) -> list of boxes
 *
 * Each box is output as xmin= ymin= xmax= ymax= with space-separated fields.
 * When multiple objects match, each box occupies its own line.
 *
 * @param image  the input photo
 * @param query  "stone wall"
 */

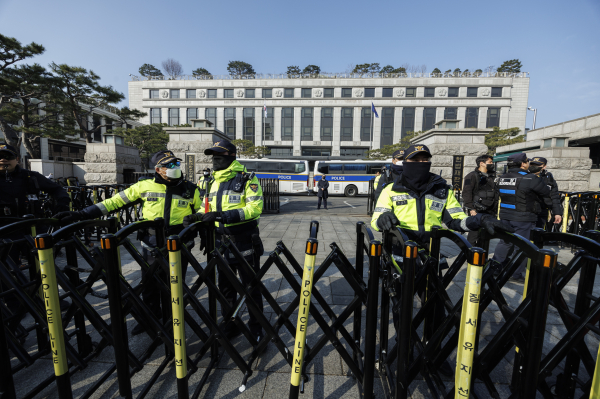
xmin=84 ymin=143 xmax=142 ymax=184
xmin=521 ymin=147 xmax=592 ymax=192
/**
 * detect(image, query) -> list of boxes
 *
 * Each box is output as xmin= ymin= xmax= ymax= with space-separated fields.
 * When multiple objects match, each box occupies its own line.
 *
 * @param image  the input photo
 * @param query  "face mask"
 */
xmin=213 ymin=155 xmax=236 ymax=171
xmin=391 ymin=164 xmax=403 ymax=174
xmin=401 ymin=162 xmax=432 ymax=193
xmin=529 ymin=165 xmax=543 ymax=174
xmin=165 ymin=167 xmax=182 ymax=179
xmin=485 ymin=164 xmax=494 ymax=172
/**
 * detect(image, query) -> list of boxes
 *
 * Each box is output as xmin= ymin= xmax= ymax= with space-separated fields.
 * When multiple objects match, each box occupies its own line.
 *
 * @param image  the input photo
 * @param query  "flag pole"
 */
xmin=370 ymin=105 xmax=374 ymax=152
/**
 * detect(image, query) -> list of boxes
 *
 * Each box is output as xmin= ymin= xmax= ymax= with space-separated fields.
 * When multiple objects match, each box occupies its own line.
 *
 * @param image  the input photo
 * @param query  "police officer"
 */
xmin=462 ymin=154 xmax=497 ymax=245
xmin=198 ymin=168 xmax=212 ymax=199
xmin=183 ymin=140 xmax=265 ymax=341
xmin=491 ymin=153 xmax=554 ymax=282
xmin=373 ymin=171 xmax=381 ymax=190
xmin=374 ymin=149 xmax=404 ymax=203
xmin=54 ymin=149 xmax=202 ymax=335
xmin=528 ymin=157 xmax=562 ymax=230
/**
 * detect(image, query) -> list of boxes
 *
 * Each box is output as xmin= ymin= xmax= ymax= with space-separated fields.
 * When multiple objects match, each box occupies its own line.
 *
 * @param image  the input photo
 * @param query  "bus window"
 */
xmin=367 ymin=164 xmax=384 ymax=174
xmin=295 ymin=163 xmax=306 ymax=173
xmin=317 ymin=164 xmax=329 ymax=174
xmin=344 ymin=164 xmax=367 ymax=174
xmin=257 ymin=162 xmax=279 ymax=173
xmin=280 ymin=162 xmax=296 ymax=173
xmin=328 ymin=164 xmax=343 ymax=174
xmin=240 ymin=161 xmax=257 ymax=171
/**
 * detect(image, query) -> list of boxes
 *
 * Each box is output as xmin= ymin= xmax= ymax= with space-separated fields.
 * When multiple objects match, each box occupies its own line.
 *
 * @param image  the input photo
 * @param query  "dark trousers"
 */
xmin=217 ymin=232 xmax=264 ymax=337
xmin=492 ymin=220 xmax=535 ymax=277
xmin=317 ymin=197 xmax=327 ymax=209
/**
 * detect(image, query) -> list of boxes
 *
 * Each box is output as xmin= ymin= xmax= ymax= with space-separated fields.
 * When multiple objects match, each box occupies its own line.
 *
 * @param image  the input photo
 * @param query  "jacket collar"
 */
xmin=213 ymin=160 xmax=245 ymax=182
xmin=391 ymin=173 xmax=446 ymax=196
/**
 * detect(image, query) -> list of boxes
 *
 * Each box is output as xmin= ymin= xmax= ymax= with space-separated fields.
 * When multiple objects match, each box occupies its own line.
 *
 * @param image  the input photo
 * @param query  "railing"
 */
xmin=130 ymin=71 xmax=530 ymax=81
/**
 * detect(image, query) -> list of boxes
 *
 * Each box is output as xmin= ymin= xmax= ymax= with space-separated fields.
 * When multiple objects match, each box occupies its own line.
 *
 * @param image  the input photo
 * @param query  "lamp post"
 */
xmin=528 ymin=107 xmax=537 ymax=130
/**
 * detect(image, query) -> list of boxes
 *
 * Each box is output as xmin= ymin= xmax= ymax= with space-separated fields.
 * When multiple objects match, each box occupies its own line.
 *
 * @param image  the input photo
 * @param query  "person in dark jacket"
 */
xmin=373 ymin=149 xmax=404 ymax=203
xmin=462 ymin=154 xmax=497 ymax=245
xmin=528 ymin=157 xmax=563 ymax=229
xmin=491 ymin=152 xmax=554 ymax=282
xmin=317 ymin=174 xmax=329 ymax=209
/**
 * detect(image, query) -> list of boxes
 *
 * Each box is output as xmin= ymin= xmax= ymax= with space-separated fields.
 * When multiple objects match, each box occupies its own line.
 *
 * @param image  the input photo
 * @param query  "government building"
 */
xmin=128 ymin=72 xmax=529 ymax=158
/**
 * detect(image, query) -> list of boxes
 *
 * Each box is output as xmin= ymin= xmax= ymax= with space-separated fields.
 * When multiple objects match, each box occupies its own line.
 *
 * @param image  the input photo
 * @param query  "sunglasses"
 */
xmin=0 ymin=154 xmax=17 ymax=161
xmin=162 ymin=161 xmax=181 ymax=169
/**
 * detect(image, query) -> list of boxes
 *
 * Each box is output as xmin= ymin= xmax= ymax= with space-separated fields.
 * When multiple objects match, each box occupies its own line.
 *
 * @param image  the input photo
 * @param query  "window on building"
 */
xmin=342 ymin=88 xmax=352 ymax=98
xmin=380 ymin=107 xmax=394 ymax=146
xmin=186 ymin=108 xmax=197 ymax=124
xmin=224 ymin=108 xmax=236 ymax=139
xmin=264 ymin=107 xmax=274 ymax=140
xmin=401 ymin=108 xmax=415 ymax=137
xmin=205 ymin=108 xmax=216 ymax=127
xmin=282 ymin=108 xmax=294 ymax=140
xmin=422 ymin=108 xmax=436 ymax=131
xmin=245 ymin=89 xmax=255 ymax=98
xmin=365 ymin=88 xmax=375 ymax=98
xmin=382 ymin=88 xmax=393 ymax=97
xmin=243 ymin=108 xmax=255 ymax=143
xmin=224 ymin=89 xmax=234 ymax=99
xmin=467 ymin=87 xmax=478 ymax=97
xmin=543 ymin=139 xmax=552 ymax=148
xmin=262 ymin=89 xmax=272 ymax=98
xmin=270 ymin=147 xmax=293 ymax=157
xmin=170 ymin=89 xmax=180 ymax=99
xmin=465 ymin=108 xmax=479 ymax=128
xmin=150 ymin=108 xmax=161 ymax=124
xmin=324 ymin=88 xmax=334 ymax=98
xmin=491 ymin=87 xmax=502 ymax=97
xmin=208 ymin=89 xmax=217 ymax=98
xmin=150 ymin=89 xmax=159 ymax=99
xmin=186 ymin=89 xmax=196 ymax=99
xmin=487 ymin=108 xmax=500 ymax=127
xmin=341 ymin=108 xmax=354 ymax=141
xmin=302 ymin=147 xmax=331 ymax=157
xmin=284 ymin=88 xmax=294 ymax=98
xmin=424 ymin=88 xmax=435 ymax=97
xmin=556 ymin=138 xmax=566 ymax=147
xmin=360 ymin=107 xmax=373 ymax=141
xmin=448 ymin=87 xmax=459 ymax=97
xmin=301 ymin=108 xmax=313 ymax=140
xmin=444 ymin=107 xmax=458 ymax=120
xmin=321 ymin=108 xmax=333 ymax=141
xmin=93 ymin=115 xmax=102 ymax=142
xmin=168 ymin=109 xmax=179 ymax=126
xmin=406 ymin=88 xmax=416 ymax=97
xmin=340 ymin=147 xmax=369 ymax=158
xmin=301 ymin=88 xmax=312 ymax=98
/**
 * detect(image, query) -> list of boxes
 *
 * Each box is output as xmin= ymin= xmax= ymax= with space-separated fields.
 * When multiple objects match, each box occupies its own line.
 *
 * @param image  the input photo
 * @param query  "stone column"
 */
xmin=314 ymin=107 xmax=322 ymax=142
xmin=332 ymin=107 xmax=341 ymax=156
xmin=161 ymin=109 xmax=169 ymax=126
xmin=436 ymin=107 xmax=445 ymax=124
xmin=274 ymin=107 xmax=282 ymax=142
xmin=236 ymin=108 xmax=243 ymax=140
xmin=372 ymin=106 xmax=382 ymax=149
xmin=293 ymin=107 xmax=301 ymax=156
xmin=457 ymin=107 xmax=467 ymax=128
xmin=217 ymin=107 xmax=224 ymax=133
xmin=415 ymin=107 xmax=424 ymax=132
xmin=353 ymin=107 xmax=361 ymax=142
xmin=394 ymin=107 xmax=403 ymax=143
xmin=255 ymin=107 xmax=262 ymax=145
xmin=478 ymin=107 xmax=488 ymax=129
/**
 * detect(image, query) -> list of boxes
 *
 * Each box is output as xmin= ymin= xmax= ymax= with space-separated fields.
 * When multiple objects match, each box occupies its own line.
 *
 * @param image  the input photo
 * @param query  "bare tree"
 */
xmin=484 ymin=65 xmax=496 ymax=74
xmin=345 ymin=63 xmax=355 ymax=74
xmin=162 ymin=58 xmax=183 ymax=78
xmin=418 ymin=64 xmax=427 ymax=74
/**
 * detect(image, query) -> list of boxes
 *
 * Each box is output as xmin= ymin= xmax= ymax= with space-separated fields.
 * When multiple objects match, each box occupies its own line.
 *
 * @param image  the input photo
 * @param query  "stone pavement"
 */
xmin=10 ymin=198 xmax=598 ymax=398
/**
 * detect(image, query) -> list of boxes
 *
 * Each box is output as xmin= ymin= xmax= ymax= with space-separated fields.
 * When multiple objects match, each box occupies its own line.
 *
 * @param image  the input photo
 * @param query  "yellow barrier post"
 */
xmin=167 ymin=236 xmax=189 ymax=399
xmin=455 ymin=247 xmax=487 ymax=399
xmin=289 ymin=237 xmax=318 ymax=399
xmin=562 ymin=194 xmax=570 ymax=233
xmin=590 ymin=344 xmax=600 ymax=398
xmin=35 ymin=234 xmax=73 ymax=399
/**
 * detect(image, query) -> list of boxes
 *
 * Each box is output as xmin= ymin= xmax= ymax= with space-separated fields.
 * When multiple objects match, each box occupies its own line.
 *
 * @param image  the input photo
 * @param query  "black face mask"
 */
xmin=391 ymin=164 xmax=403 ymax=174
xmin=213 ymin=155 xmax=236 ymax=171
xmin=529 ymin=165 xmax=543 ymax=174
xmin=485 ymin=164 xmax=495 ymax=172
xmin=401 ymin=162 xmax=432 ymax=193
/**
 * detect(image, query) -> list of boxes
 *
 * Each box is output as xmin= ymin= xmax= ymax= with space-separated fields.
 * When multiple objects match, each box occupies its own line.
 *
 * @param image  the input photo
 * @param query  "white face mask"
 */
xmin=166 ymin=167 xmax=182 ymax=179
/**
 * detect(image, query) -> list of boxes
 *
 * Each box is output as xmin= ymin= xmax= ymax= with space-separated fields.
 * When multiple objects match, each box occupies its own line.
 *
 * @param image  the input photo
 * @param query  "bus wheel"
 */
xmin=344 ymin=185 xmax=358 ymax=197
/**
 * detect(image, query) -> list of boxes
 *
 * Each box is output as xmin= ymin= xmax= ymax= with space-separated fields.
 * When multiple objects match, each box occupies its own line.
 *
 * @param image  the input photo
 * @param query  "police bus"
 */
xmin=237 ymin=159 xmax=310 ymax=194
xmin=313 ymin=160 xmax=392 ymax=197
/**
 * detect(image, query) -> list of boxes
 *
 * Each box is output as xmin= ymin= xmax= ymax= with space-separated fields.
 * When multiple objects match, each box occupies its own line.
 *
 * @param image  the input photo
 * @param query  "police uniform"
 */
xmin=491 ymin=153 xmax=553 ymax=280
xmin=198 ymin=169 xmax=212 ymax=200
xmin=189 ymin=140 xmax=265 ymax=340
xmin=373 ymin=149 xmax=404 ymax=204
xmin=462 ymin=163 xmax=497 ymax=245
xmin=55 ymin=150 xmax=202 ymax=334
xmin=529 ymin=157 xmax=563 ymax=230
xmin=373 ymin=174 xmax=381 ymax=190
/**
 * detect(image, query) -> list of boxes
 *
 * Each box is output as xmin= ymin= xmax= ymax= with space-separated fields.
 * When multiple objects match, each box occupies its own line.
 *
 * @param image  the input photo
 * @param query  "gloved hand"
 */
xmin=377 ymin=212 xmax=399 ymax=231
xmin=182 ymin=213 xmax=202 ymax=228
xmin=199 ymin=228 xmax=207 ymax=254
xmin=201 ymin=212 xmax=221 ymax=223
xmin=480 ymin=215 xmax=515 ymax=235
xmin=52 ymin=211 xmax=84 ymax=225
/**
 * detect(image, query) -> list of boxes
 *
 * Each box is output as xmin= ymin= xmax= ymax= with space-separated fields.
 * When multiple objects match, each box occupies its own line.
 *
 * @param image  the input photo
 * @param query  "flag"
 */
xmin=371 ymin=102 xmax=379 ymax=118
xmin=264 ymin=103 xmax=267 ymax=118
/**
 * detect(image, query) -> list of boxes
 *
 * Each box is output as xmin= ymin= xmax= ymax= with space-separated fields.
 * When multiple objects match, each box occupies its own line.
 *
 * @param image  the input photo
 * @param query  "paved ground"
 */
xmin=9 ymin=195 xmax=598 ymax=398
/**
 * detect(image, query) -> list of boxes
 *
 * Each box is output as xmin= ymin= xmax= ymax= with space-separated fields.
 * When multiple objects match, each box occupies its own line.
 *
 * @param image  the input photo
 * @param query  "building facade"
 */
xmin=128 ymin=72 xmax=529 ymax=158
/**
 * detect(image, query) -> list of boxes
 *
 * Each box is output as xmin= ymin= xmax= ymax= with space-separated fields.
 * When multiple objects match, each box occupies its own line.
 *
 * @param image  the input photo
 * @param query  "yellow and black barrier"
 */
xmin=289 ymin=237 xmax=318 ymax=399
xmin=591 ymin=344 xmax=600 ymax=399
xmin=35 ymin=234 xmax=73 ymax=399
xmin=167 ymin=236 xmax=189 ymax=399
xmin=455 ymin=247 xmax=486 ymax=399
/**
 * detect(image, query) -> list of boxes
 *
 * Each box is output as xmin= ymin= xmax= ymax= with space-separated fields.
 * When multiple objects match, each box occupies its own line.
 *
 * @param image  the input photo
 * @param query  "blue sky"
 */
xmin=1 ymin=0 xmax=598 ymax=130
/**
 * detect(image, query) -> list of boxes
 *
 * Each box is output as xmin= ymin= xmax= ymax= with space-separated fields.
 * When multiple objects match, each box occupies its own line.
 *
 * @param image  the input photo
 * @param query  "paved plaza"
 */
xmin=11 ymin=195 xmax=598 ymax=398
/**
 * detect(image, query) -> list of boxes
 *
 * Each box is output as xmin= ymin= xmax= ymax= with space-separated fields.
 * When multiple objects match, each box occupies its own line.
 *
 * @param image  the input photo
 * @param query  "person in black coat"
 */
xmin=317 ymin=174 xmax=329 ymax=209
